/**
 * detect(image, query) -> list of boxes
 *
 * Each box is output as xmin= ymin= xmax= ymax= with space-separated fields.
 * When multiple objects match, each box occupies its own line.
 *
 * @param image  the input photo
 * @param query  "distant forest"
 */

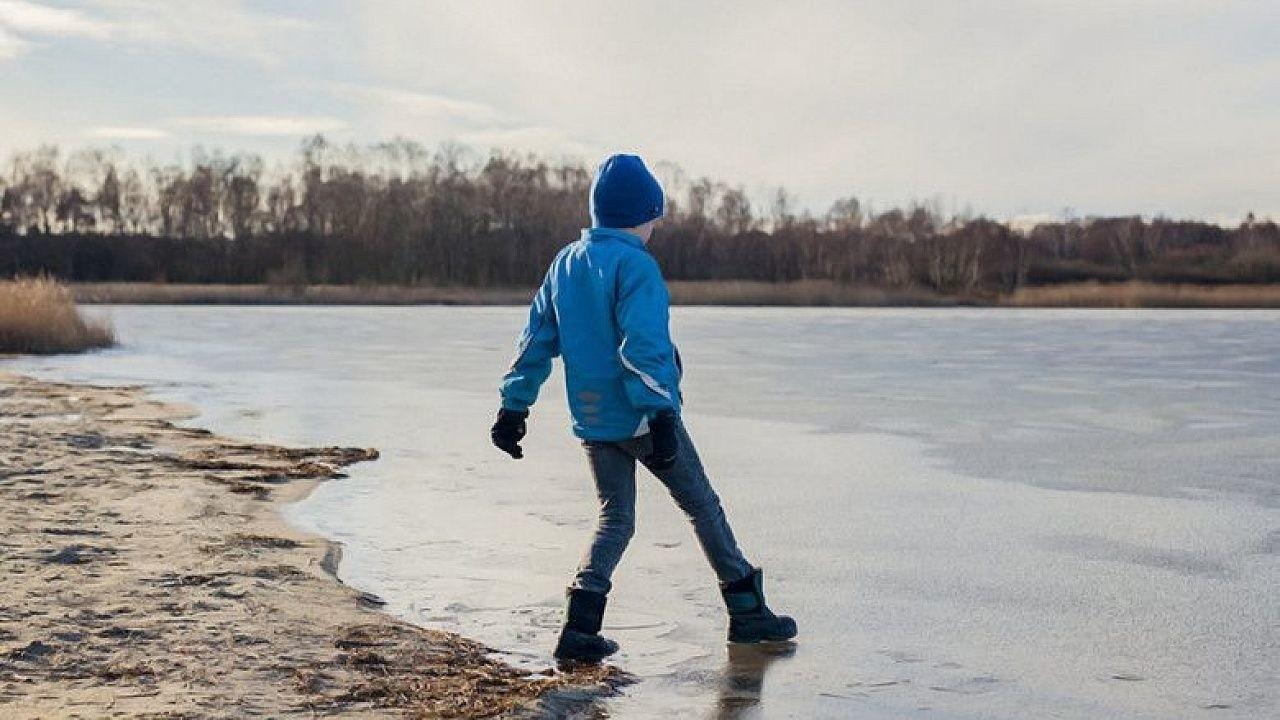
xmin=2 ymin=138 xmax=1278 ymax=294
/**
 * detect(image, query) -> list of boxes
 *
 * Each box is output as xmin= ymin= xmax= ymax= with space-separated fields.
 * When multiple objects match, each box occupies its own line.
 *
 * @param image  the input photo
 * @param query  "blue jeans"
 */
xmin=571 ymin=419 xmax=754 ymax=595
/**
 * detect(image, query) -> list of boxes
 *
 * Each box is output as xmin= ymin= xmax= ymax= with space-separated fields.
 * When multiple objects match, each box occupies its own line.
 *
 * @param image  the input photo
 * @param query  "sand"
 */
xmin=0 ymin=372 xmax=622 ymax=718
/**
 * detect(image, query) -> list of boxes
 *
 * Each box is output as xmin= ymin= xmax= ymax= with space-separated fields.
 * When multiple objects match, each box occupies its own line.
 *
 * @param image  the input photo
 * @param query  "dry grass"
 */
xmin=70 ymin=280 xmax=963 ymax=307
xmin=1003 ymin=281 xmax=1280 ymax=308
xmin=0 ymin=277 xmax=115 ymax=353
xmin=668 ymin=280 xmax=964 ymax=306
xmin=71 ymin=283 xmax=536 ymax=306
xmin=64 ymin=279 xmax=1280 ymax=309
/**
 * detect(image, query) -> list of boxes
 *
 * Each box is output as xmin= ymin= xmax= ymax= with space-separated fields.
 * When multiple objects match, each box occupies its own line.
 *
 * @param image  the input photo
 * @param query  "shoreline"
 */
xmin=0 ymin=372 xmax=623 ymax=718
xmin=65 ymin=280 xmax=1280 ymax=308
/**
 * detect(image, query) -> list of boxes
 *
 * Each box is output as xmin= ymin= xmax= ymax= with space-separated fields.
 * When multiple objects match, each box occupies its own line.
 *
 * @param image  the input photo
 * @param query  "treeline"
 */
xmin=2 ymin=139 xmax=1278 ymax=294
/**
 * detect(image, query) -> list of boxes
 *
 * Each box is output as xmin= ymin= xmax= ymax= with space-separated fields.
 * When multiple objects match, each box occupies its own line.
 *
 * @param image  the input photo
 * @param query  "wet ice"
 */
xmin=10 ymin=305 xmax=1278 ymax=719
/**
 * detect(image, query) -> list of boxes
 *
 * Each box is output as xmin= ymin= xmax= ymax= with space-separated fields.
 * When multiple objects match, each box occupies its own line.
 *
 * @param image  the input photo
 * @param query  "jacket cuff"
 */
xmin=501 ymin=397 xmax=531 ymax=414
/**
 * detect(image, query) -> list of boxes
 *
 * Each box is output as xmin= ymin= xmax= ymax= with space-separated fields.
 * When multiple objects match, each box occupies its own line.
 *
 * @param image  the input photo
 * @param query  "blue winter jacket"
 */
xmin=500 ymin=227 xmax=682 ymax=441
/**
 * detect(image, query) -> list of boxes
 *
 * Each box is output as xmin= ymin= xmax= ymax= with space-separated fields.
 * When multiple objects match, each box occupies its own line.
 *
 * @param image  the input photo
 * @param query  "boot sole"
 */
xmin=553 ymin=630 xmax=619 ymax=663
xmin=727 ymin=633 xmax=798 ymax=644
xmin=553 ymin=648 xmax=618 ymax=663
xmin=727 ymin=616 xmax=798 ymax=644
xmin=727 ymin=621 xmax=799 ymax=644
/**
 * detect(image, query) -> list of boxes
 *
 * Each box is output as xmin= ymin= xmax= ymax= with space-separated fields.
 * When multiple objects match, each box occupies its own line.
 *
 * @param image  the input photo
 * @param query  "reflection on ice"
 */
xmin=714 ymin=643 xmax=797 ymax=719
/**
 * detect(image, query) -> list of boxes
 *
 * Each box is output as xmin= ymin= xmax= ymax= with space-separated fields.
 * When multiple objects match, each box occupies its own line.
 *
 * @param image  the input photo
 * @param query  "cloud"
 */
xmin=170 ymin=115 xmax=348 ymax=137
xmin=458 ymin=126 xmax=592 ymax=158
xmin=0 ymin=1 xmax=311 ymax=66
xmin=0 ymin=23 xmax=29 ymax=58
xmin=86 ymin=125 xmax=170 ymax=140
xmin=351 ymin=1 xmax=1280 ymax=220
xmin=2 ymin=2 xmax=1277 ymax=219
xmin=0 ymin=0 xmax=112 ymax=39
xmin=334 ymin=82 xmax=592 ymax=157
xmin=91 ymin=0 xmax=313 ymax=67
xmin=335 ymin=84 xmax=496 ymax=124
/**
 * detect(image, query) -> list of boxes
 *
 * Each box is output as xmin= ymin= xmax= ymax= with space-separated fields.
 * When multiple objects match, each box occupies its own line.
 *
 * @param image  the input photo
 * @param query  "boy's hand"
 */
xmin=491 ymin=408 xmax=528 ymax=459
xmin=645 ymin=410 xmax=679 ymax=471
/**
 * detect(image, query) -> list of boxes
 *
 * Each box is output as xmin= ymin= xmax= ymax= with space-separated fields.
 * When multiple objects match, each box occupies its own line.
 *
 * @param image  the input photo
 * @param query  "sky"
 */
xmin=1 ymin=0 xmax=1277 ymax=222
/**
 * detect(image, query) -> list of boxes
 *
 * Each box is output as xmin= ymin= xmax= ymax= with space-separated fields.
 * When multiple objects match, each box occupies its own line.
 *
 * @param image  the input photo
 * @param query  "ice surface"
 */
xmin=9 ymin=306 xmax=1278 ymax=719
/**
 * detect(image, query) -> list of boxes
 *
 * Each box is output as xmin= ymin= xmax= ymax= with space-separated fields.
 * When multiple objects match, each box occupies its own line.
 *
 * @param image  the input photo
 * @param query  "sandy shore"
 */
xmin=0 ymin=372 xmax=621 ymax=718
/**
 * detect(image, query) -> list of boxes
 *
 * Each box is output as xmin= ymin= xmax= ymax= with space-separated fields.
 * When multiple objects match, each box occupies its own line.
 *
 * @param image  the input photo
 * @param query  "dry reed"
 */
xmin=61 ymin=280 xmax=1280 ymax=309
xmin=668 ymin=280 xmax=961 ymax=306
xmin=69 ymin=281 xmax=961 ymax=307
xmin=1002 ymin=281 xmax=1280 ymax=308
xmin=70 ymin=283 xmax=535 ymax=306
xmin=0 ymin=277 xmax=115 ymax=353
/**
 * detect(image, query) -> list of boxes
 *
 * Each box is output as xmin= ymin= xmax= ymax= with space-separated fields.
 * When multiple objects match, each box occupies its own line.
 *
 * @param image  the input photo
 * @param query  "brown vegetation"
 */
xmin=62 ymin=280 xmax=1280 ymax=308
xmin=2 ymin=141 xmax=1277 ymax=300
xmin=68 ymin=280 xmax=962 ymax=306
xmin=0 ymin=277 xmax=114 ymax=353
xmin=671 ymin=280 xmax=967 ymax=306
xmin=70 ymin=282 xmax=535 ymax=306
xmin=1002 ymin=281 xmax=1280 ymax=308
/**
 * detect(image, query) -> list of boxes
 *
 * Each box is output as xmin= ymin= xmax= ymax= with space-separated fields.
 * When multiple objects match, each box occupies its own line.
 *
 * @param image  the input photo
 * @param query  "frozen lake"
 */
xmin=9 ymin=305 xmax=1278 ymax=719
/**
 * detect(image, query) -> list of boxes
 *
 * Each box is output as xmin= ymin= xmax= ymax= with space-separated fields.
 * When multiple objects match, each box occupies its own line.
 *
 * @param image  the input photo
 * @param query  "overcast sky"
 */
xmin=1 ymin=0 xmax=1276 ymax=221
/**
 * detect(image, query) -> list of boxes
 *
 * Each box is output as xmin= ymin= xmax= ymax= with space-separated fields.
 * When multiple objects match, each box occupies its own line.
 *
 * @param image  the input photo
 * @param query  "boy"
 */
xmin=491 ymin=154 xmax=797 ymax=663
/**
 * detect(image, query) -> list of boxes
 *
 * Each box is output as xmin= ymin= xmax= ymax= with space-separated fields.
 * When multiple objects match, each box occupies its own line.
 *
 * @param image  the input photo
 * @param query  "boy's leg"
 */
xmin=570 ymin=440 xmax=638 ymax=594
xmin=636 ymin=421 xmax=798 ymax=643
xmin=635 ymin=420 xmax=753 ymax=584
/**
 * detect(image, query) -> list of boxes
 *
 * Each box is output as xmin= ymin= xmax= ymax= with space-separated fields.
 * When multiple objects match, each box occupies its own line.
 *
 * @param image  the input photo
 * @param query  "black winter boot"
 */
xmin=720 ymin=568 xmax=798 ymax=643
xmin=553 ymin=589 xmax=620 ymax=663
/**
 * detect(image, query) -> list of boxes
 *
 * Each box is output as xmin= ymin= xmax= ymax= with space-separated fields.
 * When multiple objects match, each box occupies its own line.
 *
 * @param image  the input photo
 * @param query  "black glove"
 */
xmin=645 ymin=410 xmax=680 ymax=471
xmin=491 ymin=408 xmax=528 ymax=459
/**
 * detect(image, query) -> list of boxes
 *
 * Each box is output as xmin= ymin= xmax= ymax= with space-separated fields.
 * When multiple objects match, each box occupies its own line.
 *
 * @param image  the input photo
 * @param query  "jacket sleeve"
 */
xmin=499 ymin=273 xmax=559 ymax=413
xmin=615 ymin=252 xmax=680 ymax=417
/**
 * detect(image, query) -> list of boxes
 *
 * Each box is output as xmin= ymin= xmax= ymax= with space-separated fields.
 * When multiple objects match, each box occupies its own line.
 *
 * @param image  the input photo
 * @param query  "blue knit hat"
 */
xmin=589 ymin=154 xmax=665 ymax=228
